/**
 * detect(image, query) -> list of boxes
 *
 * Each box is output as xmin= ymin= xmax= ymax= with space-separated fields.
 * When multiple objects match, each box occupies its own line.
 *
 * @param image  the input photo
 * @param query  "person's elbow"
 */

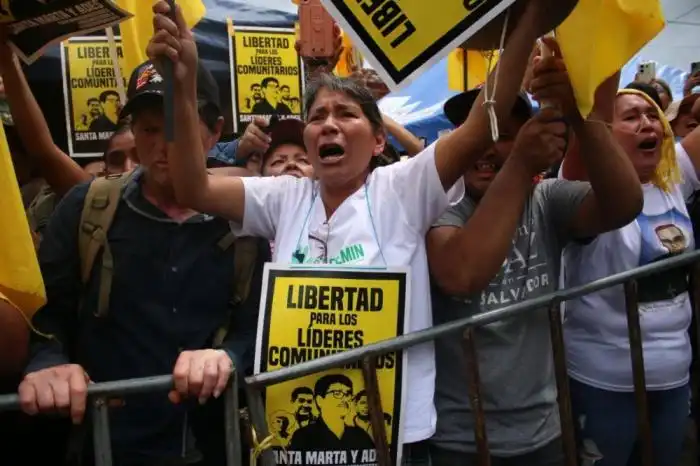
xmin=432 ymin=265 xmax=491 ymax=297
xmin=601 ymin=184 xmax=643 ymax=230
xmin=172 ymin=174 xmax=213 ymax=212
xmin=428 ymin=248 xmax=490 ymax=296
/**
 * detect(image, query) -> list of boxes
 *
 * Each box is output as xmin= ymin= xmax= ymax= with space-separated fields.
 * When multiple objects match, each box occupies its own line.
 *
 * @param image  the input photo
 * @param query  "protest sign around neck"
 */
xmin=255 ymin=264 xmax=409 ymax=466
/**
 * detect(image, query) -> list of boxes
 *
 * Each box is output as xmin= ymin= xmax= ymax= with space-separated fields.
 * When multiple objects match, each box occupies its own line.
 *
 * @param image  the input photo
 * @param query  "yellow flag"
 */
xmin=115 ymin=0 xmax=206 ymax=78
xmin=447 ymin=48 xmax=499 ymax=91
xmin=556 ymin=0 xmax=665 ymax=117
xmin=0 ymin=124 xmax=45 ymax=318
xmin=335 ymin=32 xmax=364 ymax=77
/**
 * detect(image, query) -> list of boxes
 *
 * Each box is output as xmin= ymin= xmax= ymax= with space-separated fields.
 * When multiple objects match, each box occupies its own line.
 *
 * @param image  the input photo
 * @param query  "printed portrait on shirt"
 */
xmin=636 ymin=208 xmax=693 ymax=304
xmin=637 ymin=208 xmax=693 ymax=266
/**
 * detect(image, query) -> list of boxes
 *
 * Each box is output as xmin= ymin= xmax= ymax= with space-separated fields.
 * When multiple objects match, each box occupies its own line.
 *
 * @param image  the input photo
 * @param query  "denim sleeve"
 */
xmin=25 ymin=181 xmax=91 ymax=375
xmin=219 ymin=238 xmax=271 ymax=374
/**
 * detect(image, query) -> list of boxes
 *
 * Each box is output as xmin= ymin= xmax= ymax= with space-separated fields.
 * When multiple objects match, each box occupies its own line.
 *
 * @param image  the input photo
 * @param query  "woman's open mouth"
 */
xmin=318 ymin=143 xmax=345 ymax=163
xmin=638 ymin=136 xmax=659 ymax=152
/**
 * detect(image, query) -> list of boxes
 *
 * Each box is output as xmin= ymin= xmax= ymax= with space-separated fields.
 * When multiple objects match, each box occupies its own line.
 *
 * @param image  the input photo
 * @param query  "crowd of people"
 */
xmin=1 ymin=1 xmax=700 ymax=465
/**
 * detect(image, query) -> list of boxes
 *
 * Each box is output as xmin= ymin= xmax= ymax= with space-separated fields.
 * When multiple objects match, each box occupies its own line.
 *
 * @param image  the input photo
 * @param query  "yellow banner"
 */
xmin=321 ymin=0 xmax=516 ymax=89
xmin=0 ymin=124 xmax=46 ymax=318
xmin=255 ymin=265 xmax=408 ymax=466
xmin=61 ymin=36 xmax=127 ymax=157
xmin=228 ymin=24 xmax=304 ymax=133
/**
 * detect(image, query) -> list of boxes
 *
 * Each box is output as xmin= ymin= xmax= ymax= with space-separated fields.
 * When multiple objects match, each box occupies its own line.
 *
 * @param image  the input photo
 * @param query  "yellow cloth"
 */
xmin=556 ymin=0 xmax=665 ymax=117
xmin=335 ymin=32 xmax=363 ymax=77
xmin=447 ymin=49 xmax=499 ymax=91
xmin=0 ymin=124 xmax=46 ymax=318
xmin=115 ymin=0 xmax=206 ymax=78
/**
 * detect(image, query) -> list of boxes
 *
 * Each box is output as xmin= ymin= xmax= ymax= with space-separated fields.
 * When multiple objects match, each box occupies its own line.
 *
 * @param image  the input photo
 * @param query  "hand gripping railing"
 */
xmin=1 ymin=249 xmax=699 ymax=466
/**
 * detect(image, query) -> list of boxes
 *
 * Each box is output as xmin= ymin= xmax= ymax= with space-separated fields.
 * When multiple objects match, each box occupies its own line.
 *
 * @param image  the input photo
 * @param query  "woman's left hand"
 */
xmin=170 ymin=349 xmax=234 ymax=404
xmin=529 ymin=37 xmax=579 ymax=121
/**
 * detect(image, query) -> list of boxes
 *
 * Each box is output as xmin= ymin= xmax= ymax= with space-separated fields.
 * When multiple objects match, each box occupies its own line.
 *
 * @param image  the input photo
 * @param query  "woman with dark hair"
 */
xmin=652 ymin=78 xmax=673 ymax=111
xmin=149 ymin=0 xmax=548 ymax=462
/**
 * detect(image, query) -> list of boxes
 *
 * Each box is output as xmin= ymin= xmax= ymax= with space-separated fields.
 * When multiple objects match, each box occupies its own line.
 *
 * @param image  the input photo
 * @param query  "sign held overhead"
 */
xmin=320 ymin=0 xmax=518 ymax=90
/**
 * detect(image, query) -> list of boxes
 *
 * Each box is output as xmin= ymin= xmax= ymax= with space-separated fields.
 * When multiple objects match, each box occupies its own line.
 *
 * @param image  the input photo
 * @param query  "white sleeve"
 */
xmin=676 ymin=142 xmax=700 ymax=201
xmin=230 ymin=175 xmax=302 ymax=240
xmin=379 ymin=142 xmax=465 ymax=234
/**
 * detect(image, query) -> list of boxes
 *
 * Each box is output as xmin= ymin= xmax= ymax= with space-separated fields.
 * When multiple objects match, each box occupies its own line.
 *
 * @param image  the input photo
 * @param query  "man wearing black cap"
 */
xmin=426 ymin=40 xmax=643 ymax=465
xmin=19 ymin=59 xmax=270 ymax=465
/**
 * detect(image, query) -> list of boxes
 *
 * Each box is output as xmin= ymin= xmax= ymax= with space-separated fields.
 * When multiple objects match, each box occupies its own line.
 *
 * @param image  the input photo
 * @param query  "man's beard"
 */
xmin=296 ymin=410 xmax=312 ymax=421
xmin=357 ymin=413 xmax=370 ymax=423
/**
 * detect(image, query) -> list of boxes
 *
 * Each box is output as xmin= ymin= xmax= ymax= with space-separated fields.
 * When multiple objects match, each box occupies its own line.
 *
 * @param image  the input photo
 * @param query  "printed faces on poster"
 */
xmin=255 ymin=265 xmax=410 ymax=466
xmin=1 ymin=0 xmax=131 ymax=64
xmin=228 ymin=24 xmax=305 ymax=133
xmin=61 ymin=36 xmax=126 ymax=158
xmin=320 ymin=0 xmax=517 ymax=90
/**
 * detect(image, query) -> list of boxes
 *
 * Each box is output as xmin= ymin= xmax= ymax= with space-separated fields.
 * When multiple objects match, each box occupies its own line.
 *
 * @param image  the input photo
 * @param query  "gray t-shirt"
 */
xmin=430 ymin=179 xmax=591 ymax=456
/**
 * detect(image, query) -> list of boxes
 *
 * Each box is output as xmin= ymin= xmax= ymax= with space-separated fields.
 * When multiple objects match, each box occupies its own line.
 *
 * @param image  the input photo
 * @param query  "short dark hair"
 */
xmin=314 ymin=374 xmax=352 ymax=398
xmin=281 ymin=85 xmax=290 ymax=91
xmin=261 ymin=77 xmax=280 ymax=88
xmin=353 ymin=390 xmax=367 ymax=403
xmin=99 ymin=90 xmax=120 ymax=103
xmin=251 ymin=83 xmax=260 ymax=90
xmin=625 ymin=82 xmax=663 ymax=109
xmin=291 ymin=387 xmax=313 ymax=402
xmin=304 ymin=74 xmax=386 ymax=171
xmin=304 ymin=73 xmax=383 ymax=134
xmin=652 ymin=78 xmax=672 ymax=98
xmin=87 ymin=97 xmax=100 ymax=106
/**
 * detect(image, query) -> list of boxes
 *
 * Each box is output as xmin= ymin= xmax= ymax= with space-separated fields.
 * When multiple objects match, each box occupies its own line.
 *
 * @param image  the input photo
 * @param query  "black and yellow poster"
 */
xmin=1 ymin=0 xmax=130 ymax=64
xmin=61 ymin=36 xmax=126 ymax=158
xmin=255 ymin=265 xmax=409 ymax=466
xmin=320 ymin=0 xmax=516 ymax=89
xmin=228 ymin=22 xmax=304 ymax=133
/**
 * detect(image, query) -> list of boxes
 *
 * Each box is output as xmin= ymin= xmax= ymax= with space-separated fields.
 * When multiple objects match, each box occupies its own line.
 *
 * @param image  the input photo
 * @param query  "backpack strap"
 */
xmin=78 ymin=173 xmax=132 ymax=318
xmin=213 ymin=233 xmax=260 ymax=346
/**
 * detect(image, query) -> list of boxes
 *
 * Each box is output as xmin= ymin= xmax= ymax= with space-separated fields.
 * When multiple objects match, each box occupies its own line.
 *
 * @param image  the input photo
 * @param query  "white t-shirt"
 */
xmin=232 ymin=143 xmax=464 ymax=443
xmin=563 ymin=143 xmax=699 ymax=391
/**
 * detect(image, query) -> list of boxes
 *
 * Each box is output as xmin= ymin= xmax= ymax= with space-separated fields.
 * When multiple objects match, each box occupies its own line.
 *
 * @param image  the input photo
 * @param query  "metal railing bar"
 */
xmin=624 ymin=281 xmax=653 ymax=466
xmin=93 ymin=398 xmax=113 ymax=466
xmin=0 ymin=250 xmax=698 ymax=410
xmin=224 ymin=374 xmax=242 ymax=466
xmin=0 ymin=374 xmax=173 ymax=411
xmin=245 ymin=250 xmax=700 ymax=388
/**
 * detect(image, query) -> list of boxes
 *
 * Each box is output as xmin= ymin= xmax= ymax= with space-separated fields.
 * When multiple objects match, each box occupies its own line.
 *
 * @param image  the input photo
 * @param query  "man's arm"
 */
xmin=433 ymin=2 xmax=542 ymax=191
xmin=382 ymin=114 xmax=424 ymax=157
xmin=428 ymin=159 xmax=533 ymax=295
xmin=428 ymin=109 xmax=568 ymax=296
xmin=25 ymin=183 xmax=88 ymax=373
xmin=149 ymin=3 xmax=247 ymax=222
xmin=531 ymin=40 xmax=642 ymax=238
xmin=0 ymin=39 xmax=89 ymax=197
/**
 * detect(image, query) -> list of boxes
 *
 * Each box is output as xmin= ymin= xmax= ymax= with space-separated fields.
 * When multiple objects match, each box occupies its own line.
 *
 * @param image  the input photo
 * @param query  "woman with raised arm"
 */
xmin=148 ymin=0 xmax=546 ymax=462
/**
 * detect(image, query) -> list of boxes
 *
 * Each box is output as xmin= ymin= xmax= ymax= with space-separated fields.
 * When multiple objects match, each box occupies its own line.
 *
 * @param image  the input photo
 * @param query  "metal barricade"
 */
xmin=0 ymin=249 xmax=699 ymax=466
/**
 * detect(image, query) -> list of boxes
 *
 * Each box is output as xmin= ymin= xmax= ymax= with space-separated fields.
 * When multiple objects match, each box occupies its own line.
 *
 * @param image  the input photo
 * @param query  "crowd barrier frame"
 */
xmin=2 ymin=249 xmax=700 ymax=466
